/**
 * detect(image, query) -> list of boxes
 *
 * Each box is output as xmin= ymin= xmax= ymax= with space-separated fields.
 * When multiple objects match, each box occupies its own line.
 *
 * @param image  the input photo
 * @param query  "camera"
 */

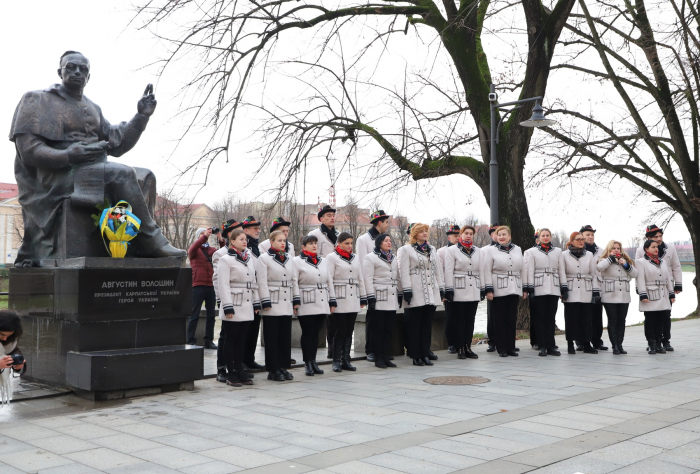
xmin=488 ymin=92 xmax=498 ymax=102
xmin=9 ymin=353 xmax=24 ymax=367
xmin=211 ymin=227 xmax=220 ymax=235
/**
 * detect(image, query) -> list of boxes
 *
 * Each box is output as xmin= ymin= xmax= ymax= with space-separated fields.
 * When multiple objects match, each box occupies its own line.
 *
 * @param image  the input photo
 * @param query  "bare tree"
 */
xmin=211 ymin=193 xmax=242 ymax=225
xmin=537 ymin=0 xmax=699 ymax=310
xmin=392 ymin=214 xmax=410 ymax=248
xmin=339 ymin=196 xmax=363 ymax=241
xmin=551 ymin=230 xmax=569 ymax=249
xmin=155 ymin=188 xmax=198 ymax=251
xmin=431 ymin=218 xmax=454 ymax=249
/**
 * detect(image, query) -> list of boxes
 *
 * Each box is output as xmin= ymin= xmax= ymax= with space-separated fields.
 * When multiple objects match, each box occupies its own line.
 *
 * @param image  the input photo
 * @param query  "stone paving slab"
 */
xmin=5 ymin=320 xmax=700 ymax=472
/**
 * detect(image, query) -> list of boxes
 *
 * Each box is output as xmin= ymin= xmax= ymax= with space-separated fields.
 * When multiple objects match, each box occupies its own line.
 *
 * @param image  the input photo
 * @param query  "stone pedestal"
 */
xmin=9 ymin=257 xmax=202 ymax=400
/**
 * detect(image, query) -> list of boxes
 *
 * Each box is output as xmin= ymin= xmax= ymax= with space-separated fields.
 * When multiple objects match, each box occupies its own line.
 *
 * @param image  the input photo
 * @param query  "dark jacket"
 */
xmin=188 ymin=234 xmax=218 ymax=287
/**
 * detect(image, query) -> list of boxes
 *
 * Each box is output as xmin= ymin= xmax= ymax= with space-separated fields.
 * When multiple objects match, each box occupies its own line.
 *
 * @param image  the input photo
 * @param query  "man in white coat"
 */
xmin=437 ymin=225 xmax=461 ymax=354
xmin=580 ymin=224 xmax=607 ymax=351
xmin=259 ymin=217 xmax=296 ymax=257
xmin=241 ymin=216 xmax=266 ymax=370
xmin=356 ymin=210 xmax=391 ymax=362
xmin=482 ymin=224 xmax=501 ymax=352
xmin=635 ymin=224 xmax=683 ymax=351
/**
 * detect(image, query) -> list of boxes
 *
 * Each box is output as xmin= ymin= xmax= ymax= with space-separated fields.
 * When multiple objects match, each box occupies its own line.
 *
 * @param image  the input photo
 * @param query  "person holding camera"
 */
xmin=187 ymin=227 xmax=225 ymax=348
xmin=1 ymin=310 xmax=25 ymax=403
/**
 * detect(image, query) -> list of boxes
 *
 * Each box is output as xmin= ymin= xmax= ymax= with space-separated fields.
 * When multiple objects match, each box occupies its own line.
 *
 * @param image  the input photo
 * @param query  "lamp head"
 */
xmin=520 ymin=101 xmax=556 ymax=127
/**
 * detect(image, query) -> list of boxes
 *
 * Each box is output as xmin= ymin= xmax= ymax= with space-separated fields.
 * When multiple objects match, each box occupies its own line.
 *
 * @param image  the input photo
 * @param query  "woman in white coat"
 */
xmin=636 ymin=240 xmax=676 ymax=354
xmin=362 ymin=233 xmax=402 ymax=369
xmin=484 ymin=226 xmax=525 ymax=357
xmin=326 ymin=232 xmax=367 ymax=372
xmin=398 ymin=223 xmax=445 ymax=366
xmin=258 ymin=230 xmax=300 ymax=382
xmin=217 ymin=229 xmax=261 ymax=387
xmin=443 ymin=225 xmax=483 ymax=359
xmin=294 ymin=234 xmax=336 ymax=376
xmin=597 ymin=240 xmax=638 ymax=355
xmin=559 ymin=232 xmax=601 ymax=354
xmin=523 ymin=228 xmax=562 ymax=357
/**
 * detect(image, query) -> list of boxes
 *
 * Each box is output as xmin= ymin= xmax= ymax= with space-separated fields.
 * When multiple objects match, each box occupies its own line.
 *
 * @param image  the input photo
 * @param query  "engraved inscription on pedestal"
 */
xmin=71 ymin=162 xmax=105 ymax=208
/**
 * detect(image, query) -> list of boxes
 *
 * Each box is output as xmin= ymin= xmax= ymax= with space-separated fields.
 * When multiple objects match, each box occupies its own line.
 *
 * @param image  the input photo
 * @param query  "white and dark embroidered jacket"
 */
xmin=259 ymin=239 xmax=295 ymax=259
xmin=362 ymin=249 xmax=403 ymax=311
xmin=212 ymin=246 xmax=229 ymax=302
xmin=558 ymin=249 xmax=600 ymax=303
xmin=397 ymin=243 xmax=445 ymax=308
xmin=326 ymin=249 xmax=368 ymax=313
xmin=523 ymin=245 xmax=563 ymax=297
xmin=357 ymin=227 xmax=380 ymax=264
xmin=483 ymin=243 xmax=524 ymax=297
xmin=597 ymin=255 xmax=638 ymax=304
xmin=635 ymin=255 xmax=674 ymax=312
xmin=307 ymin=224 xmax=339 ymax=257
xmin=635 ymin=243 xmax=682 ymax=292
xmin=294 ymin=253 xmax=337 ymax=316
xmin=443 ymin=243 xmax=484 ymax=302
xmin=257 ymin=249 xmax=301 ymax=316
xmin=246 ymin=235 xmax=261 ymax=259
xmin=217 ymin=248 xmax=261 ymax=322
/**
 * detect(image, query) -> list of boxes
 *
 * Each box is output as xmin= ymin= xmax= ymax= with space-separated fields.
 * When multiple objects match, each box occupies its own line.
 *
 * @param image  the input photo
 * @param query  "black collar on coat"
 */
xmin=457 ymin=242 xmax=475 ymax=257
xmin=267 ymin=248 xmax=289 ymax=266
xmin=373 ymin=248 xmax=394 ymax=263
xmin=644 ymin=253 xmax=662 ymax=267
xmin=496 ymin=242 xmax=515 ymax=253
xmin=658 ymin=242 xmax=667 ymax=259
xmin=320 ymin=224 xmax=338 ymax=245
xmin=246 ymin=234 xmax=260 ymax=258
xmin=367 ymin=227 xmax=380 ymax=240
xmin=412 ymin=242 xmax=432 ymax=258
xmin=447 ymin=242 xmax=455 ymax=247
xmin=537 ymin=244 xmax=555 ymax=255
xmin=334 ymin=248 xmax=355 ymax=262
xmin=585 ymin=242 xmax=598 ymax=254
xmin=489 ymin=241 xmax=497 ymax=247
xmin=227 ymin=247 xmax=250 ymax=264
xmin=568 ymin=246 xmax=586 ymax=259
xmin=300 ymin=252 xmax=322 ymax=268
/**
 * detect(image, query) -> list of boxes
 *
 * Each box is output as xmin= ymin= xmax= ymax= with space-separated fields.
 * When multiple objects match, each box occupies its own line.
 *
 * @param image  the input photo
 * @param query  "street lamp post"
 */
xmin=488 ymin=84 xmax=556 ymax=224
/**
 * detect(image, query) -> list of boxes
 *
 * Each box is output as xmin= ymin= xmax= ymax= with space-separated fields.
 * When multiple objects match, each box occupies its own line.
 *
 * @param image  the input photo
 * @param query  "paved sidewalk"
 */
xmin=3 ymin=320 xmax=700 ymax=473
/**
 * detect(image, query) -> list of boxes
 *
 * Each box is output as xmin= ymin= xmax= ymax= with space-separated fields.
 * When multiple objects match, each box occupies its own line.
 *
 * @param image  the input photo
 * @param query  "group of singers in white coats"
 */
xmin=210 ymin=204 xmax=683 ymax=388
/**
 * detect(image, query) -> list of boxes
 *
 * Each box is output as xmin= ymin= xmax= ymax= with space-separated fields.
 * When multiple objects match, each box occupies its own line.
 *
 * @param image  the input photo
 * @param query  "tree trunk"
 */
xmin=682 ymin=210 xmax=700 ymax=316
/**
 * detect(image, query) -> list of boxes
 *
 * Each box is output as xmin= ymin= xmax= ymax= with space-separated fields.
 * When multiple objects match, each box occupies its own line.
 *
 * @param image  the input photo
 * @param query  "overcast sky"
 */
xmin=0 ymin=1 xmax=691 ymax=247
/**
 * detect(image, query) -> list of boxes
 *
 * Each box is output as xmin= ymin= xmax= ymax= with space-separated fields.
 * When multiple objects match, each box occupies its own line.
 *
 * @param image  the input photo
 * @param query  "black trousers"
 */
xmin=222 ymin=320 xmax=250 ymax=375
xmin=370 ymin=310 xmax=396 ymax=356
xmin=298 ymin=314 xmax=326 ymax=362
xmin=529 ymin=297 xmax=538 ymax=346
xmin=533 ymin=295 xmax=559 ymax=350
xmin=330 ymin=312 xmax=357 ymax=347
xmin=644 ymin=311 xmax=666 ymax=343
xmin=492 ymin=295 xmax=518 ymax=353
xmin=661 ymin=310 xmax=672 ymax=344
xmin=487 ymin=299 xmax=496 ymax=347
xmin=564 ymin=302 xmax=592 ymax=344
xmin=326 ymin=314 xmax=338 ymax=352
xmin=603 ymin=303 xmax=629 ymax=345
xmin=452 ymin=301 xmax=478 ymax=350
xmin=591 ymin=302 xmax=604 ymax=346
xmin=217 ymin=320 xmax=226 ymax=370
xmin=262 ymin=315 xmax=292 ymax=372
xmin=243 ymin=312 xmax=262 ymax=366
xmin=187 ymin=286 xmax=216 ymax=344
xmin=406 ymin=305 xmax=436 ymax=359
xmin=364 ymin=308 xmax=375 ymax=354
xmin=444 ymin=302 xmax=457 ymax=347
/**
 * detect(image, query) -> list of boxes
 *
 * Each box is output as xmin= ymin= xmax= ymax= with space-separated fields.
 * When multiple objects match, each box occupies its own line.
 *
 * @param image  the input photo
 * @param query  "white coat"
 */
xmin=635 ymin=243 xmax=682 ymax=291
xmin=217 ymin=250 xmax=260 ymax=322
xmin=326 ymin=250 xmax=367 ymax=313
xmin=397 ymin=243 xmax=444 ymax=308
xmin=212 ymin=246 xmax=229 ymax=302
xmin=523 ymin=246 xmax=563 ymax=297
xmin=443 ymin=244 xmax=484 ymax=302
xmin=307 ymin=226 xmax=339 ymax=257
xmin=597 ymin=256 xmax=638 ymax=304
xmin=558 ymin=249 xmax=600 ymax=303
xmin=483 ymin=243 xmax=524 ymax=297
xmin=636 ymin=256 xmax=675 ymax=312
xmin=259 ymin=239 xmax=295 ymax=258
xmin=257 ymin=250 xmax=300 ymax=316
xmin=362 ymin=251 xmax=402 ymax=311
xmin=294 ymin=254 xmax=336 ymax=316
xmin=356 ymin=229 xmax=380 ymax=264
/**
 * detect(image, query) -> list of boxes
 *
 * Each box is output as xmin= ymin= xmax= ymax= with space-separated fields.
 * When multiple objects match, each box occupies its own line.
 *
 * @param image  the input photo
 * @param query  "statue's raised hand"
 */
xmin=137 ymin=84 xmax=157 ymax=117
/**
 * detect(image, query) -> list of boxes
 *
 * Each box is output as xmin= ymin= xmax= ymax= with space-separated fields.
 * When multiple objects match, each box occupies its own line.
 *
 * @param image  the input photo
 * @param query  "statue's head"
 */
xmin=57 ymin=51 xmax=90 ymax=90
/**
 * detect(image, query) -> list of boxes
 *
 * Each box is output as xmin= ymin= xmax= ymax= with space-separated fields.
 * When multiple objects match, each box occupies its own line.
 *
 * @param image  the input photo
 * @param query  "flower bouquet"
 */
xmin=95 ymin=200 xmax=141 ymax=258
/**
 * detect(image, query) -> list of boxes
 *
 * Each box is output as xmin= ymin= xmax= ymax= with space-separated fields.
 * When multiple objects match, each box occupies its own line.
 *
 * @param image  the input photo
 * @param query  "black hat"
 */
xmin=221 ymin=218 xmax=242 ymax=237
xmin=270 ymin=216 xmax=292 ymax=232
xmin=406 ymin=223 xmax=414 ymax=235
xmin=446 ymin=225 xmax=460 ymax=235
xmin=317 ymin=205 xmax=336 ymax=220
xmin=579 ymin=225 xmax=596 ymax=233
xmin=488 ymin=223 xmax=500 ymax=235
xmin=645 ymin=224 xmax=663 ymax=238
xmin=242 ymin=216 xmax=260 ymax=228
xmin=534 ymin=229 xmax=540 ymax=240
xmin=370 ymin=210 xmax=390 ymax=224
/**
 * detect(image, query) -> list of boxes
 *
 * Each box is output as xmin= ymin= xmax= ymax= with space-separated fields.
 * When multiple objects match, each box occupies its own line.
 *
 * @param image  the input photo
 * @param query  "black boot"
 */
xmin=466 ymin=346 xmax=478 ymax=359
xmin=656 ymin=340 xmax=666 ymax=354
xmin=367 ymin=353 xmax=376 ymax=362
xmin=618 ymin=343 xmax=627 ymax=354
xmin=487 ymin=344 xmax=496 ymax=353
xmin=568 ymin=342 xmax=576 ymax=354
xmin=280 ymin=368 xmax=294 ymax=380
xmin=332 ymin=340 xmax=343 ymax=372
xmin=384 ymin=355 xmax=397 ymax=368
xmin=583 ymin=344 xmax=598 ymax=354
xmin=664 ymin=342 xmax=674 ymax=352
xmin=648 ymin=340 xmax=657 ymax=354
xmin=547 ymin=348 xmax=561 ymax=356
xmin=448 ymin=346 xmax=457 ymax=354
xmin=375 ymin=353 xmax=387 ymax=369
xmin=216 ymin=368 xmax=228 ymax=383
xmin=238 ymin=369 xmax=253 ymax=385
xmin=305 ymin=361 xmax=314 ymax=376
xmin=538 ymin=348 xmax=547 ymax=357
xmin=428 ymin=351 xmax=438 ymax=360
xmin=267 ymin=369 xmax=285 ymax=381
xmin=341 ymin=337 xmax=357 ymax=371
xmin=311 ymin=360 xmax=324 ymax=374
xmin=413 ymin=358 xmax=425 ymax=366
xmin=458 ymin=348 xmax=467 ymax=359
xmin=422 ymin=356 xmax=434 ymax=366
xmin=612 ymin=343 xmax=621 ymax=355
